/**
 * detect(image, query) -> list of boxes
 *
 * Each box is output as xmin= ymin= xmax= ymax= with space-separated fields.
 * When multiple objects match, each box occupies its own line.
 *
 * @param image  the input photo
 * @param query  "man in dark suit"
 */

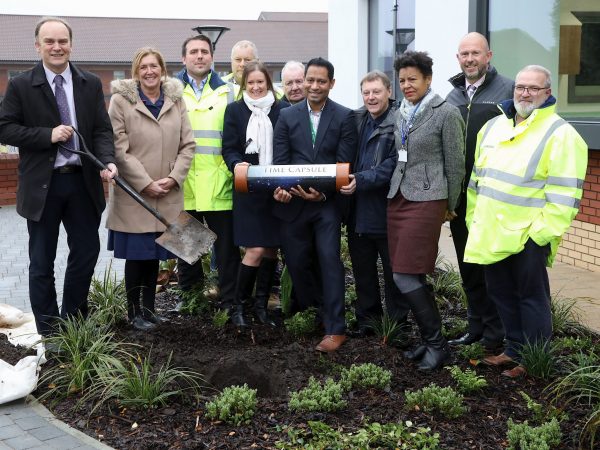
xmin=273 ymin=57 xmax=358 ymax=352
xmin=0 ymin=17 xmax=117 ymax=337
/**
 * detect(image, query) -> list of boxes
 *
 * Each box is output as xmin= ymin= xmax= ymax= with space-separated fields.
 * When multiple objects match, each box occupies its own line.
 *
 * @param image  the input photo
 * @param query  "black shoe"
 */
xmin=144 ymin=312 xmax=168 ymax=325
xmin=448 ymin=332 xmax=482 ymax=346
xmin=231 ymin=305 xmax=249 ymax=328
xmin=131 ymin=315 xmax=156 ymax=331
xmin=404 ymin=344 xmax=427 ymax=360
xmin=417 ymin=345 xmax=451 ymax=371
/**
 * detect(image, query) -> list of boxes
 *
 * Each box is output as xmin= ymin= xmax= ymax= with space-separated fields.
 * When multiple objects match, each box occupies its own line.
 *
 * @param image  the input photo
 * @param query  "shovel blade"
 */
xmin=155 ymin=211 xmax=217 ymax=265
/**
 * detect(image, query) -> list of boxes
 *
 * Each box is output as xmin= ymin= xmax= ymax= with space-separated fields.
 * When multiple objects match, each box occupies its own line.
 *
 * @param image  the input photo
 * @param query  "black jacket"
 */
xmin=0 ymin=62 xmax=115 ymax=221
xmin=346 ymin=102 xmax=397 ymax=235
xmin=446 ymin=65 xmax=513 ymax=182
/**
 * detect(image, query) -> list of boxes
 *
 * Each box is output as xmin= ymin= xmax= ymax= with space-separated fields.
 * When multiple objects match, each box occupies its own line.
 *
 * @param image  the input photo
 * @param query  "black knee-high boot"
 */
xmin=403 ymin=286 xmax=449 ymax=371
xmin=125 ymin=260 xmax=155 ymax=331
xmin=140 ymin=260 xmax=166 ymax=324
xmin=232 ymin=264 xmax=257 ymax=328
xmin=253 ymin=257 xmax=277 ymax=326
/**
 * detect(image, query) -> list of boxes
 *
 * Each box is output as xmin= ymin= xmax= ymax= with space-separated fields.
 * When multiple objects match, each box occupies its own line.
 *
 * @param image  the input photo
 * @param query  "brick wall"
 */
xmin=556 ymin=149 xmax=600 ymax=271
xmin=0 ymin=154 xmax=18 ymax=206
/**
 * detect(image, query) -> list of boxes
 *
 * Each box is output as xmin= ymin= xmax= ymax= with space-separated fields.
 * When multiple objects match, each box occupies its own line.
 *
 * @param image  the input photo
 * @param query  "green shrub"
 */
xmin=519 ymin=391 xmax=567 ymax=425
xmin=171 ymin=284 xmax=213 ymax=316
xmin=370 ymin=313 xmax=409 ymax=347
xmin=288 ymin=377 xmax=346 ymax=413
xmin=457 ymin=342 xmax=486 ymax=361
xmin=38 ymin=314 xmax=132 ymax=400
xmin=553 ymin=336 xmax=593 ymax=353
xmin=519 ymin=340 xmax=556 ymax=379
xmin=279 ymin=265 xmax=293 ymax=318
xmin=284 ymin=308 xmax=317 ymax=338
xmin=276 ymin=420 xmax=440 ymax=449
xmin=551 ymin=295 xmax=588 ymax=336
xmin=345 ymin=308 xmax=358 ymax=330
xmin=212 ymin=308 xmax=229 ymax=328
xmin=442 ymin=317 xmax=468 ymax=339
xmin=506 ymin=418 xmax=561 ymax=450
xmin=447 ymin=365 xmax=487 ymax=394
xmin=88 ymin=261 xmax=127 ymax=326
xmin=85 ymin=351 xmax=203 ymax=411
xmin=205 ymin=384 xmax=257 ymax=426
xmin=339 ymin=363 xmax=392 ymax=392
xmin=427 ymin=255 xmax=466 ymax=307
xmin=549 ymin=363 xmax=600 ymax=447
xmin=404 ymin=383 xmax=466 ymax=419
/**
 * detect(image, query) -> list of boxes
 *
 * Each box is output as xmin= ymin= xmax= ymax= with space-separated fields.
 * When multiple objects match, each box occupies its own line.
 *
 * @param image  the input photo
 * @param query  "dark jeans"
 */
xmin=347 ymin=231 xmax=408 ymax=326
xmin=450 ymin=194 xmax=504 ymax=343
xmin=27 ymin=172 xmax=100 ymax=336
xmin=177 ymin=210 xmax=240 ymax=307
xmin=484 ymin=239 xmax=552 ymax=359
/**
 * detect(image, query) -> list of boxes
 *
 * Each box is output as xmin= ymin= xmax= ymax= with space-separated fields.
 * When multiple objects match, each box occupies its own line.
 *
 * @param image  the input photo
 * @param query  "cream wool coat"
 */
xmin=106 ymin=77 xmax=195 ymax=233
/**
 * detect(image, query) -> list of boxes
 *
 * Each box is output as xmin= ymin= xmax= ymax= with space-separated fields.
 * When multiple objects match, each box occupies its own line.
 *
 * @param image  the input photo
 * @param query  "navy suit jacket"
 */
xmin=272 ymin=98 xmax=358 ymax=222
xmin=0 ymin=62 xmax=115 ymax=221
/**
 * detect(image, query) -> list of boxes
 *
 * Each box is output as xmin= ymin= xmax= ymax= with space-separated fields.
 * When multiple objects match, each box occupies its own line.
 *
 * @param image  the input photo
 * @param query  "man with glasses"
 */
xmin=464 ymin=65 xmax=588 ymax=378
xmin=446 ymin=32 xmax=513 ymax=352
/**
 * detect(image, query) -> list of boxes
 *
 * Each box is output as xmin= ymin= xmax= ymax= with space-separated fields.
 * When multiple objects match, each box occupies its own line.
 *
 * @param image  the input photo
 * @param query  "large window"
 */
xmin=368 ymin=0 xmax=415 ymax=97
xmin=489 ymin=0 xmax=600 ymax=118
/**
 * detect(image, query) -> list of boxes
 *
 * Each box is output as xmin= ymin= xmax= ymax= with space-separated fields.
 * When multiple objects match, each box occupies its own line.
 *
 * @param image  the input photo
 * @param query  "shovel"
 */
xmin=59 ymin=129 xmax=216 ymax=265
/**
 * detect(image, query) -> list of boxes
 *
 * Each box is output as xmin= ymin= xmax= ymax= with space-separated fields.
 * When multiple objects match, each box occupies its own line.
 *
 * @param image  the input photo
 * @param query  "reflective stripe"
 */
xmin=546 ymin=176 xmax=584 ymax=189
xmin=477 ymin=185 xmax=546 ymax=208
xmin=226 ymin=83 xmax=235 ymax=104
xmin=524 ymin=118 xmax=567 ymax=180
xmin=195 ymin=145 xmax=222 ymax=155
xmin=546 ymin=192 xmax=581 ymax=209
xmin=193 ymin=130 xmax=222 ymax=139
xmin=467 ymin=178 xmax=477 ymax=190
xmin=480 ymin=116 xmax=501 ymax=145
xmin=475 ymin=168 xmax=546 ymax=189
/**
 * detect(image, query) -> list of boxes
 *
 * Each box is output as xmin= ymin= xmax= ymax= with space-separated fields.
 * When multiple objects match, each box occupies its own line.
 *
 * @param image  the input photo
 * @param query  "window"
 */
xmin=488 ymin=0 xmax=600 ymax=119
xmin=8 ymin=70 xmax=23 ymax=79
xmin=113 ymin=70 xmax=125 ymax=80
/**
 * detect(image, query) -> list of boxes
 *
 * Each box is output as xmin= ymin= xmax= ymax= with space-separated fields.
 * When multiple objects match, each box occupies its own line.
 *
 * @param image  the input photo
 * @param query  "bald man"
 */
xmin=446 ymin=32 xmax=514 ymax=351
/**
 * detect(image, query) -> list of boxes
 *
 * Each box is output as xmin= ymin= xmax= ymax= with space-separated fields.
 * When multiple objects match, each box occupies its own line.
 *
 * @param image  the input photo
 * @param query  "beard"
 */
xmin=463 ymin=64 xmax=487 ymax=82
xmin=514 ymin=100 xmax=537 ymax=119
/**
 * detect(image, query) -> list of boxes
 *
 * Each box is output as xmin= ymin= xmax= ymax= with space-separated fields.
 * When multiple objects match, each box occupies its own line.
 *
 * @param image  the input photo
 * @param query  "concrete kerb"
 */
xmin=25 ymin=396 xmax=113 ymax=449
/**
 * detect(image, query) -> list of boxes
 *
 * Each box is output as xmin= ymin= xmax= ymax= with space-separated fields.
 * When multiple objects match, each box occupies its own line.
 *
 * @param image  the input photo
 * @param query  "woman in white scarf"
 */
xmin=222 ymin=61 xmax=290 ymax=329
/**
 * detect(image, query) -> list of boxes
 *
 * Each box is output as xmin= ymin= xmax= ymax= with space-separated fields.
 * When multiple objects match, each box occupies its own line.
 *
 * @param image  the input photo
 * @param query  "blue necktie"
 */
xmin=54 ymin=75 xmax=74 ymax=158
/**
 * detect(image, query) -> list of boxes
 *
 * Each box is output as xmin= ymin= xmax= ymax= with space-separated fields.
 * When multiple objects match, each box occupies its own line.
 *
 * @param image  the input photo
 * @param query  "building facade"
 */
xmin=329 ymin=0 xmax=600 ymax=271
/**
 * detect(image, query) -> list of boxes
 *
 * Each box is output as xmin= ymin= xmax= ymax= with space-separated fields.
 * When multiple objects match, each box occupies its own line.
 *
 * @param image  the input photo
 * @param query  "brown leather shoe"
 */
xmin=315 ymin=335 xmax=347 ymax=352
xmin=501 ymin=365 xmax=527 ymax=378
xmin=482 ymin=352 xmax=514 ymax=366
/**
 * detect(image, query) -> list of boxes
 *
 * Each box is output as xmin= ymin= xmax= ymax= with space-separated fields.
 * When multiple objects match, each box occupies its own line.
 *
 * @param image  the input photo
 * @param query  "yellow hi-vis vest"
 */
xmin=181 ymin=72 xmax=235 ymax=211
xmin=464 ymin=103 xmax=588 ymax=266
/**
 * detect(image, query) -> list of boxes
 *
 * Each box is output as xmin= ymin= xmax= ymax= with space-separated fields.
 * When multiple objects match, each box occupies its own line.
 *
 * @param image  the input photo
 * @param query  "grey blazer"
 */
xmin=387 ymin=94 xmax=465 ymax=211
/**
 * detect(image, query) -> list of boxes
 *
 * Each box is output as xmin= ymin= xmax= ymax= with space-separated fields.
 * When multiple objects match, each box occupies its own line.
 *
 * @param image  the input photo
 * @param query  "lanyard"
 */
xmin=309 ymin=112 xmax=318 ymax=145
xmin=400 ymin=101 xmax=422 ymax=146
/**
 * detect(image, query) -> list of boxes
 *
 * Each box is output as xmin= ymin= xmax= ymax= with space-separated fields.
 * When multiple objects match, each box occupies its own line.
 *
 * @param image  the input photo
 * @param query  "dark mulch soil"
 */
xmin=0 ymin=333 xmax=36 ymax=365
xmin=2 ymin=290 xmax=591 ymax=449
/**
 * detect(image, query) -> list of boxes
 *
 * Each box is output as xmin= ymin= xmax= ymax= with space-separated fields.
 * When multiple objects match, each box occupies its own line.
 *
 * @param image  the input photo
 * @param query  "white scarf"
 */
xmin=243 ymin=91 xmax=275 ymax=165
xmin=398 ymin=88 xmax=436 ymax=123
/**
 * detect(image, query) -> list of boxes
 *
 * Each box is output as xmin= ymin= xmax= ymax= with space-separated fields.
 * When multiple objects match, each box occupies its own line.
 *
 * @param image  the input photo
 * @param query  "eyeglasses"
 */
xmin=514 ymin=85 xmax=548 ymax=95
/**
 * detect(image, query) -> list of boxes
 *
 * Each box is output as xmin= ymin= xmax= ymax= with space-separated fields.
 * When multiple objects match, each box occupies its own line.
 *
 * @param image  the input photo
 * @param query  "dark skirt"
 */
xmin=232 ymin=190 xmax=280 ymax=247
xmin=108 ymin=230 xmax=175 ymax=261
xmin=387 ymin=194 xmax=447 ymax=274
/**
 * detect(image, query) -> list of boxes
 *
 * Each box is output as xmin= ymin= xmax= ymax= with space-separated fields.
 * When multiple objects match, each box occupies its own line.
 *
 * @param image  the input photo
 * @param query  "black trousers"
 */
xmin=450 ymin=194 xmax=504 ymax=343
xmin=280 ymin=202 xmax=345 ymax=335
xmin=347 ymin=231 xmax=408 ymax=326
xmin=484 ymin=239 xmax=552 ymax=359
xmin=27 ymin=171 xmax=100 ymax=336
xmin=177 ymin=210 xmax=240 ymax=307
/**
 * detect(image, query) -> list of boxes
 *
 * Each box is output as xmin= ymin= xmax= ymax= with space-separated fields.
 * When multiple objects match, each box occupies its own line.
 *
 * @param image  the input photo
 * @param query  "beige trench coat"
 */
xmin=106 ymin=77 xmax=194 ymax=233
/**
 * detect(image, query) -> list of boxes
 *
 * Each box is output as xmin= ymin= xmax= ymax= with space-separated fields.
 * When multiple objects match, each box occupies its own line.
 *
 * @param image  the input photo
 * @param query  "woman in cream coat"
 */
xmin=107 ymin=47 xmax=194 ymax=331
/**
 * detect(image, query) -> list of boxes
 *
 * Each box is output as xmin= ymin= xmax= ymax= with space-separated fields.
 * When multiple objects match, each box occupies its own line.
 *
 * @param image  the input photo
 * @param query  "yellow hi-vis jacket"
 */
xmin=177 ymin=70 xmax=236 ymax=211
xmin=464 ymin=98 xmax=588 ymax=267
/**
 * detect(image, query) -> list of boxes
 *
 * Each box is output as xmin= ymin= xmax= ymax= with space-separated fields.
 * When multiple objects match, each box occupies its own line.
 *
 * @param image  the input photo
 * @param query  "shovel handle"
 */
xmin=60 ymin=129 xmax=170 ymax=227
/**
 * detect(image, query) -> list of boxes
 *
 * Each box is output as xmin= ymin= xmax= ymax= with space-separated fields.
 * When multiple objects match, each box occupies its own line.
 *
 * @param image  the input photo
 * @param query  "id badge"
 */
xmin=398 ymin=149 xmax=408 ymax=163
